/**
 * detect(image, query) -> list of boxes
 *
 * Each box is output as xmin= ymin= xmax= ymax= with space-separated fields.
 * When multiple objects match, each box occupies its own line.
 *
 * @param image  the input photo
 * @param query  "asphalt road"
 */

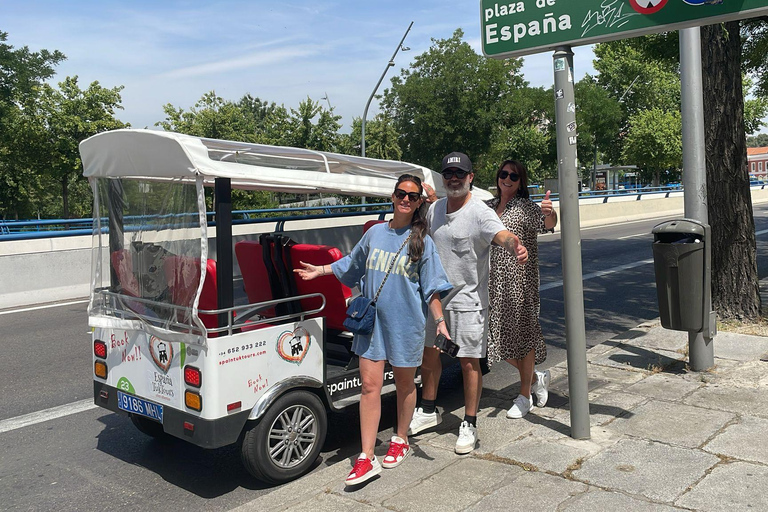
xmin=3 ymin=205 xmax=768 ymax=510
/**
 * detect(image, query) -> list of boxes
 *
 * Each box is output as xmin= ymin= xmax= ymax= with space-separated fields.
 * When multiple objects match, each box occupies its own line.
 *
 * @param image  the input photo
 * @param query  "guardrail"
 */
xmin=0 ymin=203 xmax=393 ymax=242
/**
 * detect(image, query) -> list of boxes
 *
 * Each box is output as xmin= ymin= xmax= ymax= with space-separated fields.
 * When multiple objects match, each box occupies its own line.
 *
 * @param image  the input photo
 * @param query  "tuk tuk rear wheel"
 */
xmin=130 ymin=414 xmax=170 ymax=441
xmin=241 ymin=390 xmax=327 ymax=484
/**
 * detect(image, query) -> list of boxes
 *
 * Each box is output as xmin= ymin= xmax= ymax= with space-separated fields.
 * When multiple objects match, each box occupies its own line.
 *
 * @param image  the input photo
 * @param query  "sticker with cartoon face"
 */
xmin=277 ymin=327 xmax=311 ymax=364
xmin=149 ymin=336 xmax=173 ymax=373
xmin=629 ymin=0 xmax=668 ymax=15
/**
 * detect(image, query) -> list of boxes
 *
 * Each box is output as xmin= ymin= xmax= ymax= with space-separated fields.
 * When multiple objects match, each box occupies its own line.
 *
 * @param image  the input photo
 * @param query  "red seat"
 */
xmin=363 ymin=219 xmax=387 ymax=233
xmin=235 ymin=240 xmax=276 ymax=318
xmin=110 ymin=249 xmax=140 ymax=297
xmin=290 ymin=244 xmax=352 ymax=331
xmin=163 ymin=256 xmax=219 ymax=335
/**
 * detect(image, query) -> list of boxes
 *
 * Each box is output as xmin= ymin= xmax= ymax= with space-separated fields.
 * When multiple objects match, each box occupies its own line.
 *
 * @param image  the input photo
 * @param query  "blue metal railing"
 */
xmin=0 ymin=202 xmax=393 ymax=242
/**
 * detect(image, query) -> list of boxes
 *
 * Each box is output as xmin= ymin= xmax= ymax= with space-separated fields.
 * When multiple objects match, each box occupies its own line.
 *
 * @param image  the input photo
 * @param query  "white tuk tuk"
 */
xmin=81 ymin=129 xmax=478 ymax=484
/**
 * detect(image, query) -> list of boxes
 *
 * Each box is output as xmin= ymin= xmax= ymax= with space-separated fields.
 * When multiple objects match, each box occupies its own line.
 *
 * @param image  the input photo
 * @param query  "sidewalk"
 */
xmin=237 ymin=321 xmax=768 ymax=511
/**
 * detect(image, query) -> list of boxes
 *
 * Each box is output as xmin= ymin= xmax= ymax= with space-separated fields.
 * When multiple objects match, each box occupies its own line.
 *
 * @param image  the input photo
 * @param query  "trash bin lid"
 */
xmin=652 ymin=218 xmax=706 ymax=236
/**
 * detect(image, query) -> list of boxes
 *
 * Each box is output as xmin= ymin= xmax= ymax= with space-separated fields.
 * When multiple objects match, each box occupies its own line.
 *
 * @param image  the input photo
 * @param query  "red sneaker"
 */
xmin=345 ymin=453 xmax=382 ymax=486
xmin=382 ymin=436 xmax=411 ymax=469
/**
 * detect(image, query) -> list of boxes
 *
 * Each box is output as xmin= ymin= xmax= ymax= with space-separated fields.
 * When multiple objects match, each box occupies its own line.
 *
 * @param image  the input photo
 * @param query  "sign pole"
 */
xmin=553 ymin=46 xmax=590 ymax=440
xmin=679 ymin=27 xmax=715 ymax=370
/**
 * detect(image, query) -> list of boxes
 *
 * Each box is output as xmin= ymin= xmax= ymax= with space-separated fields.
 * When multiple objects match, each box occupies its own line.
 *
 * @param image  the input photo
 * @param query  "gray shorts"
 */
xmin=425 ymin=309 xmax=488 ymax=358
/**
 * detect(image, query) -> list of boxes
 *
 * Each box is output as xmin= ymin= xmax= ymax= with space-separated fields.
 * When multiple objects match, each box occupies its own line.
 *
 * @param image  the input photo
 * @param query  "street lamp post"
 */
xmin=361 ymin=21 xmax=413 ymax=158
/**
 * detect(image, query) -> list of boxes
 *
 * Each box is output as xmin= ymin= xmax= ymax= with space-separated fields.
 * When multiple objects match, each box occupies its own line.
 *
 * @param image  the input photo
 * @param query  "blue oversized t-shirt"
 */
xmin=331 ymin=223 xmax=452 ymax=367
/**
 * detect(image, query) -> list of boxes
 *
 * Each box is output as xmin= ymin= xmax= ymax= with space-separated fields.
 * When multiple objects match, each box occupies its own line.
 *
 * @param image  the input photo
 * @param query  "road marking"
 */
xmin=0 ymin=399 xmax=97 ymax=434
xmin=541 ymin=258 xmax=654 ymax=291
xmin=0 ymin=299 xmax=89 ymax=316
xmin=618 ymin=232 xmax=650 ymax=240
xmin=757 ymin=229 xmax=768 ymax=236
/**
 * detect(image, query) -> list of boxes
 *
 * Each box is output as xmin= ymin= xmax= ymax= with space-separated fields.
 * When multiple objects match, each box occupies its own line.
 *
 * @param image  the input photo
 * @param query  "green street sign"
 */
xmin=481 ymin=0 xmax=768 ymax=59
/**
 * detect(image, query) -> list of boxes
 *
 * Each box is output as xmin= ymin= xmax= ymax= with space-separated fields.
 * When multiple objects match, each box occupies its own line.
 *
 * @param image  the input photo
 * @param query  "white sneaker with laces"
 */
xmin=531 ymin=369 xmax=551 ymax=408
xmin=506 ymin=394 xmax=532 ymax=419
xmin=455 ymin=421 xmax=478 ymax=454
xmin=408 ymin=407 xmax=442 ymax=435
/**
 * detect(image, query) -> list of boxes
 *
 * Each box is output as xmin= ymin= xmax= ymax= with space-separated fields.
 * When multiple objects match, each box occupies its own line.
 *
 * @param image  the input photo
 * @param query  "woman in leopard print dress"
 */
xmin=486 ymin=160 xmax=558 ymax=419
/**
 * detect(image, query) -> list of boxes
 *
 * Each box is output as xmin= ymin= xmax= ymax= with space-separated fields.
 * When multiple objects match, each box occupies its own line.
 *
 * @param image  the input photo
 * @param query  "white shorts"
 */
xmin=425 ymin=309 xmax=488 ymax=358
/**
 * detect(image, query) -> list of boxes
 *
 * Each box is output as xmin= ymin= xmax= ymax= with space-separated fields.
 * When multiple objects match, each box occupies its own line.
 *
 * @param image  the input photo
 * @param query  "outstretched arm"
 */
xmin=492 ymin=230 xmax=528 ymax=264
xmin=293 ymin=261 xmax=338 ymax=281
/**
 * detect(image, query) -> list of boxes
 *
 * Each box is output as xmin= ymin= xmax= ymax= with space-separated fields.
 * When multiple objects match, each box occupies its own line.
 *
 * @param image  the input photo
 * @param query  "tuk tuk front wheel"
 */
xmin=241 ymin=390 xmax=327 ymax=484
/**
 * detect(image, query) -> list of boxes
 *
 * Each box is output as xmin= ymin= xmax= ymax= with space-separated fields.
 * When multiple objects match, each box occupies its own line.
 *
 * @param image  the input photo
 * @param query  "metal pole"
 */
xmin=679 ymin=27 xmax=715 ymax=370
xmin=361 ymin=21 xmax=412 ymax=158
xmin=553 ymin=47 xmax=590 ymax=440
xmin=215 ymin=178 xmax=234 ymax=330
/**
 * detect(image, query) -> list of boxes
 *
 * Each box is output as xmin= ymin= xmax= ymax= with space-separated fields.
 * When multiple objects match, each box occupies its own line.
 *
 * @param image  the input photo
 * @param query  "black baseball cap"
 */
xmin=441 ymin=152 xmax=472 ymax=173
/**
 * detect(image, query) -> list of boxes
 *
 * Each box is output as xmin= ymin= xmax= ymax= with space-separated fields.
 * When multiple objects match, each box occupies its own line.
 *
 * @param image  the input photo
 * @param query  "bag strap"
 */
xmin=373 ymin=231 xmax=412 ymax=304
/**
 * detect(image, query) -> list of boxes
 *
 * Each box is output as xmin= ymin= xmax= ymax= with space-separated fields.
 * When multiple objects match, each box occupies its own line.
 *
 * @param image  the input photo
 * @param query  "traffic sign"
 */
xmin=481 ymin=0 xmax=768 ymax=59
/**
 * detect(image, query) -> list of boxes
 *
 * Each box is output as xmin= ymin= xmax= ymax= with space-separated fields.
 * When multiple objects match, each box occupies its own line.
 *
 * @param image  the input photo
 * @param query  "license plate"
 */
xmin=117 ymin=391 xmax=164 ymax=423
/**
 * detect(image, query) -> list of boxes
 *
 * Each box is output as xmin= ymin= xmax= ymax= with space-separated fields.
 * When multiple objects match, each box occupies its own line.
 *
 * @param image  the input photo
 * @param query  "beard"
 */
xmin=445 ymin=179 xmax=471 ymax=199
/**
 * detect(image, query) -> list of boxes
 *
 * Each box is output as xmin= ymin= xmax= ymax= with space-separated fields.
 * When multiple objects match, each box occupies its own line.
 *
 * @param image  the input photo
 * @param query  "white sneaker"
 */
xmin=531 ymin=369 xmax=551 ymax=408
xmin=506 ymin=394 xmax=532 ymax=419
xmin=455 ymin=421 xmax=477 ymax=454
xmin=408 ymin=407 xmax=442 ymax=435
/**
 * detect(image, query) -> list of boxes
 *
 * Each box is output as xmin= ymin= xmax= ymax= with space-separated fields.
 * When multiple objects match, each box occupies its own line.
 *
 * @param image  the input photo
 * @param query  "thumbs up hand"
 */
xmin=541 ymin=190 xmax=554 ymax=217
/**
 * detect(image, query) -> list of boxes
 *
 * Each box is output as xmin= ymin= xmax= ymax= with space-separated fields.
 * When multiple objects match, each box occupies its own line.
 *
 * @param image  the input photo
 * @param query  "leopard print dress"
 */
xmin=485 ymin=196 xmax=548 ymax=367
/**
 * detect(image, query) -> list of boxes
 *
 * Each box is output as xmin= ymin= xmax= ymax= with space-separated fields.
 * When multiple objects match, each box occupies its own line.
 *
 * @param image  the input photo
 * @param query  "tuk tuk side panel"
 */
xmin=209 ymin=319 xmax=325 ymax=419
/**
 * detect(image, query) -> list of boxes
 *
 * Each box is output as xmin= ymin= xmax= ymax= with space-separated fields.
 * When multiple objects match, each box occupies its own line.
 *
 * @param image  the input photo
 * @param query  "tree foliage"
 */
xmin=622 ymin=108 xmax=682 ymax=186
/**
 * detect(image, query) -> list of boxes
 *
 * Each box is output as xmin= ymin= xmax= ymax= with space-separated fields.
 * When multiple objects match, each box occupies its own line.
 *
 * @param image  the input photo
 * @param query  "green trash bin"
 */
xmin=652 ymin=219 xmax=706 ymax=332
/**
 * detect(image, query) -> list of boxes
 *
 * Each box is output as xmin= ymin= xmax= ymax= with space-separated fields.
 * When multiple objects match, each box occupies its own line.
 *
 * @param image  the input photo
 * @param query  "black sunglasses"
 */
xmin=442 ymin=169 xmax=470 ymax=180
xmin=394 ymin=189 xmax=421 ymax=202
xmin=499 ymin=171 xmax=520 ymax=182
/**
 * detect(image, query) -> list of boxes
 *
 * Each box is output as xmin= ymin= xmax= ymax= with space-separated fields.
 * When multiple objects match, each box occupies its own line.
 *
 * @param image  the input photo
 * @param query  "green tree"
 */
xmin=33 ymin=76 xmax=127 ymax=217
xmin=574 ymin=77 xmax=623 ymax=184
xmin=747 ymin=133 xmax=768 ymax=147
xmin=284 ymin=97 xmax=342 ymax=152
xmin=381 ymin=29 xmax=528 ymax=173
xmin=157 ymin=91 xmax=252 ymax=140
xmin=621 ymin=108 xmax=682 ymax=186
xmin=0 ymin=30 xmax=65 ymax=219
xmin=343 ymin=114 xmax=402 ymax=161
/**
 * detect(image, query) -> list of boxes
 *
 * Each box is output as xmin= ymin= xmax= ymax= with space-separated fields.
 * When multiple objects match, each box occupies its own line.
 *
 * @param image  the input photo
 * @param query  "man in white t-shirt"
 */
xmin=409 ymin=152 xmax=528 ymax=454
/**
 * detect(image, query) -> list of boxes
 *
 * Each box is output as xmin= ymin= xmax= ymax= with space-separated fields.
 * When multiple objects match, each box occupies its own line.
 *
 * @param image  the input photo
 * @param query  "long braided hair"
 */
xmin=395 ymin=174 xmax=428 ymax=262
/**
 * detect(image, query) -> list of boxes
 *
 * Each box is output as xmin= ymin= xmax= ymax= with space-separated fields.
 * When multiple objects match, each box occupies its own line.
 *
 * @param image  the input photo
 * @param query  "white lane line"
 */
xmin=618 ymin=232 xmax=650 ymax=240
xmin=541 ymin=258 xmax=654 ymax=291
xmin=0 ymin=299 xmax=89 ymax=316
xmin=0 ymin=399 xmax=97 ymax=434
xmin=757 ymin=229 xmax=768 ymax=236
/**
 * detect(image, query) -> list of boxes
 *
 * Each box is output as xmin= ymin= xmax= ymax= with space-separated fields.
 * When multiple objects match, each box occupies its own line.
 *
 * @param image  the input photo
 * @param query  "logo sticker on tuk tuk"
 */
xmin=277 ymin=328 xmax=311 ymax=364
xmin=149 ymin=336 xmax=173 ymax=373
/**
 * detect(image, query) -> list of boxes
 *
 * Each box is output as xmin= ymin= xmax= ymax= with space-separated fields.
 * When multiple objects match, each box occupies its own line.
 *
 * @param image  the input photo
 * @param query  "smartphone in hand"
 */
xmin=434 ymin=333 xmax=459 ymax=358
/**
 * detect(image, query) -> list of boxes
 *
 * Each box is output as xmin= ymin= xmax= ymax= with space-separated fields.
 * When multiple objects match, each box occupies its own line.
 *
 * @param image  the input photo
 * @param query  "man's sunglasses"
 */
xmin=394 ymin=189 xmax=422 ymax=202
xmin=499 ymin=171 xmax=520 ymax=182
xmin=442 ymin=169 xmax=470 ymax=180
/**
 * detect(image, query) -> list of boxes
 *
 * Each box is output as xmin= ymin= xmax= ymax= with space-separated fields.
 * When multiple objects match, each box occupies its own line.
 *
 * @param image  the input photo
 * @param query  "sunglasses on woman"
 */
xmin=499 ymin=171 xmax=520 ymax=182
xmin=442 ymin=169 xmax=469 ymax=180
xmin=394 ymin=189 xmax=422 ymax=202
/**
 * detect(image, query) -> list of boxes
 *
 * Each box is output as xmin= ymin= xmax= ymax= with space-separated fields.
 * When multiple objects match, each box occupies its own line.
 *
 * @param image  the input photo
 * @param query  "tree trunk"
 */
xmin=702 ymin=21 xmax=761 ymax=321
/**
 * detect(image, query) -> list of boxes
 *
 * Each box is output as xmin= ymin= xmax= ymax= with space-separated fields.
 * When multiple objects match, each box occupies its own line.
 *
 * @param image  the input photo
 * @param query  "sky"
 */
xmin=0 ymin=0 xmax=598 ymax=132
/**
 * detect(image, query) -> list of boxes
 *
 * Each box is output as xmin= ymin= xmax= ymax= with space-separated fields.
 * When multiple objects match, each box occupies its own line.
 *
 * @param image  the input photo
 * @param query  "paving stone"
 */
xmin=610 ymin=400 xmax=734 ymax=448
xmin=573 ymin=438 xmax=719 ymax=503
xmin=589 ymin=345 xmax=685 ymax=374
xmin=712 ymin=331 xmax=768 ymax=362
xmin=561 ymin=488 xmax=685 ymax=511
xmin=382 ymin=458 xmax=523 ymax=512
xmin=676 ymin=461 xmax=768 ymax=511
xmin=492 ymin=430 xmax=599 ymax=474
xmin=585 ymin=364 xmax=648 ymax=387
xmin=585 ymin=390 xmax=647 ymax=427
xmin=624 ymin=372 xmax=704 ymax=400
xmin=282 ymin=491 xmax=382 ymax=512
xmin=714 ymin=360 xmax=768 ymax=389
xmin=684 ymin=385 xmax=768 ymax=420
xmin=703 ymin=416 xmax=768 ymax=464
xmin=465 ymin=471 xmax=587 ymax=511
xmin=619 ymin=327 xmax=688 ymax=353
xmin=238 ymin=461 xmax=350 ymax=511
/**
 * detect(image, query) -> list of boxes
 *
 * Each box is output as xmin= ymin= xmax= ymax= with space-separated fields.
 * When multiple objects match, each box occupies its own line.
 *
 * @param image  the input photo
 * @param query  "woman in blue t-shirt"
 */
xmin=295 ymin=174 xmax=452 ymax=487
